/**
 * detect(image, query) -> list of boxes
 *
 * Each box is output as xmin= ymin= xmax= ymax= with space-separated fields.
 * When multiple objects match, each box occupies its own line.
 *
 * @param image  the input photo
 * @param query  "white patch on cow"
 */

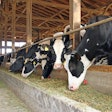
xmin=53 ymin=39 xmax=64 ymax=69
xmin=86 ymin=38 xmax=90 ymax=43
xmin=10 ymin=58 xmax=16 ymax=64
xmin=33 ymin=52 xmax=48 ymax=69
xmin=95 ymin=57 xmax=108 ymax=65
xmin=40 ymin=54 xmax=47 ymax=69
xmin=21 ymin=67 xmax=34 ymax=78
xmin=35 ymin=52 xmax=41 ymax=59
xmin=96 ymin=43 xmax=99 ymax=46
xmin=81 ymin=55 xmax=92 ymax=69
xmin=80 ymin=25 xmax=86 ymax=37
xmin=64 ymin=54 xmax=92 ymax=90
xmin=85 ymin=48 xmax=89 ymax=52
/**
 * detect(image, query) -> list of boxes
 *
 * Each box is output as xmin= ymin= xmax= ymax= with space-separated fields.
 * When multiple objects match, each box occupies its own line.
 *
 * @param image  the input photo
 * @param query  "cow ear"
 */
xmin=62 ymin=35 xmax=70 ymax=46
xmin=64 ymin=25 xmax=70 ymax=33
xmin=62 ymin=25 xmax=70 ymax=46
xmin=71 ymin=51 xmax=81 ymax=61
xmin=75 ymin=53 xmax=81 ymax=61
xmin=50 ymin=39 xmax=55 ymax=46
xmin=44 ymin=45 xmax=49 ymax=51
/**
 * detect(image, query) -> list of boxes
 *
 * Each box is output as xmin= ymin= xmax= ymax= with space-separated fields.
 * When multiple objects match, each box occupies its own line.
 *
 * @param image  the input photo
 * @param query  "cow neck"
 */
xmin=72 ymin=49 xmax=92 ymax=70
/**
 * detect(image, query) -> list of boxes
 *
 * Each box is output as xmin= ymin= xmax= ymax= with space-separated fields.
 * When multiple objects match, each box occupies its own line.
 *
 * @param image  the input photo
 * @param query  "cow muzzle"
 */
xmin=68 ymin=85 xmax=79 ymax=91
xmin=53 ymin=63 xmax=63 ymax=69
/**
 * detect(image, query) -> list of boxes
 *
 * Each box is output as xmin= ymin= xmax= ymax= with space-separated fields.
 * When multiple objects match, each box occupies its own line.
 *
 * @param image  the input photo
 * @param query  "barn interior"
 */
xmin=0 ymin=0 xmax=112 ymax=55
xmin=0 ymin=0 xmax=112 ymax=112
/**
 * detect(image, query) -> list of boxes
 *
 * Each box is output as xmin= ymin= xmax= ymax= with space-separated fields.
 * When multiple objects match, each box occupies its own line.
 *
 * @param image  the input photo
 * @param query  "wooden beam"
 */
xmin=26 ymin=0 xmax=32 ymax=44
xmin=16 ymin=14 xmax=68 ymax=23
xmin=69 ymin=0 xmax=81 ymax=49
xmin=33 ymin=0 xmax=69 ymax=9
xmin=38 ymin=9 xmax=67 ymax=27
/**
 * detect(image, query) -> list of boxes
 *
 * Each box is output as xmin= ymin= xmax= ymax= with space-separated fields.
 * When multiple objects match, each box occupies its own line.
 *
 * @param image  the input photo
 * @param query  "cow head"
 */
xmin=10 ymin=56 xmax=25 ymax=72
xmin=64 ymin=51 xmax=91 ymax=91
xmin=50 ymin=32 xmax=70 ymax=70
xmin=21 ymin=44 xmax=50 ymax=78
xmin=21 ymin=57 xmax=40 ymax=78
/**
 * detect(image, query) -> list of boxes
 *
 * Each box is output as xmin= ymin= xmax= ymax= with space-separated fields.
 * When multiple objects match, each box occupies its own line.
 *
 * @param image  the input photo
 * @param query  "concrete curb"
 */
xmin=0 ymin=70 xmax=100 ymax=112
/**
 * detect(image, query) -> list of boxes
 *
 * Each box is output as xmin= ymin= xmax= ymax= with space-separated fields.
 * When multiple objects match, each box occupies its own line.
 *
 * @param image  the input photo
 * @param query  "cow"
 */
xmin=21 ymin=44 xmax=49 ymax=77
xmin=42 ymin=15 xmax=112 ymax=91
xmin=64 ymin=24 xmax=86 ymax=39
xmin=0 ymin=55 xmax=4 ymax=65
xmin=21 ymin=40 xmax=52 ymax=78
xmin=9 ymin=47 xmax=26 ymax=72
xmin=50 ymin=24 xmax=86 ymax=70
xmin=10 ymin=41 xmax=41 ymax=73
xmin=64 ymin=15 xmax=112 ymax=90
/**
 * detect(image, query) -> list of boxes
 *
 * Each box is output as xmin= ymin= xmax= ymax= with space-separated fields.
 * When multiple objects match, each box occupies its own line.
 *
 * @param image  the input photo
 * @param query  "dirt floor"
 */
xmin=0 ymin=79 xmax=31 ymax=112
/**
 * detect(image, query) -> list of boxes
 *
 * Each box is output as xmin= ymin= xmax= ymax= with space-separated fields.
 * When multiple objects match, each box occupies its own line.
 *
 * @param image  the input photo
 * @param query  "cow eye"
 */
xmin=71 ymin=51 xmax=81 ymax=61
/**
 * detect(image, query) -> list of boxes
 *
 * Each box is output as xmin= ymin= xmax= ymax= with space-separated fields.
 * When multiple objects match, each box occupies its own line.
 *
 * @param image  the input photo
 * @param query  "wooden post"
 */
xmin=26 ymin=0 xmax=32 ymax=45
xmin=12 ymin=0 xmax=16 ymax=57
xmin=4 ymin=0 xmax=9 ymax=55
xmin=4 ymin=16 xmax=8 ymax=55
xmin=69 ymin=0 xmax=81 ymax=49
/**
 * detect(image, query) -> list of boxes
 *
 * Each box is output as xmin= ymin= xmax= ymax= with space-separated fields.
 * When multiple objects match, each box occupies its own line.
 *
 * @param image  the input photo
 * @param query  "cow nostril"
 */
xmin=69 ymin=86 xmax=74 ymax=90
xmin=69 ymin=85 xmax=77 ymax=91
xmin=54 ymin=64 xmax=63 ymax=69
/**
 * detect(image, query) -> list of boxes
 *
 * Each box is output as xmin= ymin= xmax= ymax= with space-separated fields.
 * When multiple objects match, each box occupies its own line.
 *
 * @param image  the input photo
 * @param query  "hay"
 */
xmin=0 ymin=67 xmax=112 ymax=112
xmin=89 ymin=65 xmax=112 ymax=72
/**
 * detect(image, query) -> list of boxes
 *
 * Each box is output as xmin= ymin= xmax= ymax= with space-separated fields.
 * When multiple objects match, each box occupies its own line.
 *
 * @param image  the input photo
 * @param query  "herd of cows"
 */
xmin=0 ymin=15 xmax=112 ymax=91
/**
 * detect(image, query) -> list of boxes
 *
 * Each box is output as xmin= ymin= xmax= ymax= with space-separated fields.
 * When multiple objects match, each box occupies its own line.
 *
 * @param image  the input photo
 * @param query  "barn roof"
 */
xmin=0 ymin=0 xmax=112 ymax=42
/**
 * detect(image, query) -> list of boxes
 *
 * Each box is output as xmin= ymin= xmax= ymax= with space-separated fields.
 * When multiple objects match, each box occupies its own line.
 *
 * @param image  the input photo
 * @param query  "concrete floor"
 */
xmin=0 ymin=79 xmax=31 ymax=112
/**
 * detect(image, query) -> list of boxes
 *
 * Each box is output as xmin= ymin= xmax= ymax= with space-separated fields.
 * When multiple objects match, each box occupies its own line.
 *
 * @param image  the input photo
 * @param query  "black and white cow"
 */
xmin=21 ymin=40 xmax=51 ymax=78
xmin=50 ymin=24 xmax=86 ymax=69
xmin=45 ymin=15 xmax=112 ymax=91
xmin=10 ymin=40 xmax=43 ymax=73
xmin=21 ymin=44 xmax=40 ymax=77
xmin=0 ymin=55 xmax=4 ymax=65
xmin=9 ymin=47 xmax=26 ymax=72
xmin=21 ymin=44 xmax=50 ymax=77
xmin=64 ymin=15 xmax=112 ymax=90
xmin=64 ymin=24 xmax=86 ymax=39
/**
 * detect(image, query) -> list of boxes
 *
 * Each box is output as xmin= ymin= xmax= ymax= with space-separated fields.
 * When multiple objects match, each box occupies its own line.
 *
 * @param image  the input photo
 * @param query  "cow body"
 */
xmin=64 ymin=15 xmax=112 ymax=90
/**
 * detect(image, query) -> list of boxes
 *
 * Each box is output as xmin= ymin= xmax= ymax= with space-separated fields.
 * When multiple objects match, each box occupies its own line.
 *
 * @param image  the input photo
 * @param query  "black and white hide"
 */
xmin=21 ymin=41 xmax=51 ymax=78
xmin=64 ymin=15 xmax=112 ymax=91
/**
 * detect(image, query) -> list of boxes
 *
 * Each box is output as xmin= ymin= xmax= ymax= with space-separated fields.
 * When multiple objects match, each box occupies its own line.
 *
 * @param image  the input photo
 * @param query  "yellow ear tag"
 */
xmin=63 ymin=61 xmax=66 ymax=65
xmin=45 ymin=47 xmax=49 ymax=51
xmin=33 ymin=61 xmax=36 ymax=65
